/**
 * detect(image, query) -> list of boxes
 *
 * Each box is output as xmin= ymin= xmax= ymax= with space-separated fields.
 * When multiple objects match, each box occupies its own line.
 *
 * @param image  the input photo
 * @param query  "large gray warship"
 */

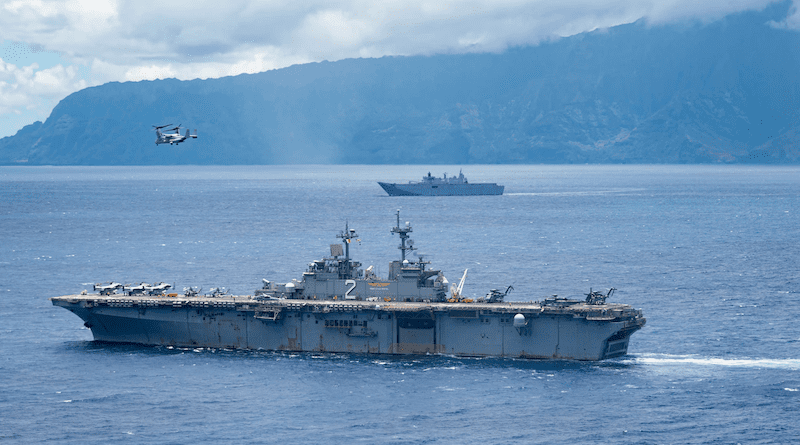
xmin=51 ymin=212 xmax=645 ymax=360
xmin=378 ymin=171 xmax=504 ymax=196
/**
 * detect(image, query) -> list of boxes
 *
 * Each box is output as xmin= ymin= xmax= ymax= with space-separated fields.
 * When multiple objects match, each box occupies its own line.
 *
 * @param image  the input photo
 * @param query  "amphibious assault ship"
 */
xmin=51 ymin=212 xmax=645 ymax=360
xmin=378 ymin=171 xmax=504 ymax=196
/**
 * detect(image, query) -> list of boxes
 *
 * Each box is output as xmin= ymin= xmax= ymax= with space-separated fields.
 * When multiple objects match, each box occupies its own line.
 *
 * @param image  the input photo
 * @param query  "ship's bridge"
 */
xmin=257 ymin=212 xmax=450 ymax=302
xmin=303 ymin=256 xmax=363 ymax=281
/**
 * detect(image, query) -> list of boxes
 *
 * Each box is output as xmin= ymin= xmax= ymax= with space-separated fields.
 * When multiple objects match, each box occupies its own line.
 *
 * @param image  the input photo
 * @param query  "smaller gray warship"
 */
xmin=51 ymin=212 xmax=645 ymax=360
xmin=378 ymin=170 xmax=504 ymax=196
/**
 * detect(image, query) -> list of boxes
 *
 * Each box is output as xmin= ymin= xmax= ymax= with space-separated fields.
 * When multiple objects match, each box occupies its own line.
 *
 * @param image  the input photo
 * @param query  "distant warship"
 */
xmin=51 ymin=212 xmax=645 ymax=360
xmin=378 ymin=171 xmax=504 ymax=196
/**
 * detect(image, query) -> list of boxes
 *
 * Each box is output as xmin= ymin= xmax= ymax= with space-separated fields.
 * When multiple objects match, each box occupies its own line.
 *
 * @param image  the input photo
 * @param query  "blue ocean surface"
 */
xmin=1 ymin=165 xmax=798 ymax=444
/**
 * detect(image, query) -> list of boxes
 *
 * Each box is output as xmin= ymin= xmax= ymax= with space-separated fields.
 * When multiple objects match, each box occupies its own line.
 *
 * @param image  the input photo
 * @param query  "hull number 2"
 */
xmin=345 ymin=280 xmax=357 ymax=299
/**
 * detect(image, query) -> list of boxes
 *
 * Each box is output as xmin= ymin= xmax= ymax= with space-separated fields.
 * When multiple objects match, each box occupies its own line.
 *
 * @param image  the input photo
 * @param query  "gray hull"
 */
xmin=378 ymin=182 xmax=504 ymax=196
xmin=51 ymin=295 xmax=645 ymax=360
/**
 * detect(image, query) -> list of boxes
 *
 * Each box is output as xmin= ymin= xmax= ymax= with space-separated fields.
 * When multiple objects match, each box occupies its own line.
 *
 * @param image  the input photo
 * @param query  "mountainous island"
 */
xmin=1 ymin=6 xmax=798 ymax=165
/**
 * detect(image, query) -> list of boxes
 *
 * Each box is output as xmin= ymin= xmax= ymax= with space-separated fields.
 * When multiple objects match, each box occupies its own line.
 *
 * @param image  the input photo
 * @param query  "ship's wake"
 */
xmin=506 ymin=188 xmax=646 ymax=197
xmin=624 ymin=353 xmax=800 ymax=370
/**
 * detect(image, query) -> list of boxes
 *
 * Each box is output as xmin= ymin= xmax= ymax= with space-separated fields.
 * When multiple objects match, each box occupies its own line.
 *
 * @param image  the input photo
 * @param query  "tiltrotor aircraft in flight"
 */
xmin=153 ymin=124 xmax=197 ymax=145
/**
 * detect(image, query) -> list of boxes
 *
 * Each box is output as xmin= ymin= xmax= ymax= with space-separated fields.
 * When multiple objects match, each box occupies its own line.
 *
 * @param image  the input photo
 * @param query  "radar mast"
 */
xmin=336 ymin=222 xmax=359 ymax=277
xmin=391 ymin=210 xmax=416 ymax=262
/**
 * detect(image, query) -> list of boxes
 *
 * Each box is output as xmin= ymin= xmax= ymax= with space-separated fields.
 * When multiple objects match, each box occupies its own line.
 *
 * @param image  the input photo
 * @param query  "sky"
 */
xmin=1 ymin=0 xmax=798 ymax=138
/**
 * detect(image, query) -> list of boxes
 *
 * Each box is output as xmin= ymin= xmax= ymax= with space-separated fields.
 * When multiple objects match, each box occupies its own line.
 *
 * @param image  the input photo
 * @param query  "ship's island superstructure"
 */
xmin=51 ymin=212 xmax=645 ymax=360
xmin=378 ymin=171 xmax=504 ymax=196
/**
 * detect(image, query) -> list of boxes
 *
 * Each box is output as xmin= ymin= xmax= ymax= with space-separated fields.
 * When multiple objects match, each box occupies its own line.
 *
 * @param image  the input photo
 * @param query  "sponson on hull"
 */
xmin=51 ymin=212 xmax=645 ymax=360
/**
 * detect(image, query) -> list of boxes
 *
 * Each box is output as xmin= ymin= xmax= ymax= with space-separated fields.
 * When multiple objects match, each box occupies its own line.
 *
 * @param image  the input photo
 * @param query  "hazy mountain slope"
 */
xmin=1 ymin=6 xmax=798 ymax=165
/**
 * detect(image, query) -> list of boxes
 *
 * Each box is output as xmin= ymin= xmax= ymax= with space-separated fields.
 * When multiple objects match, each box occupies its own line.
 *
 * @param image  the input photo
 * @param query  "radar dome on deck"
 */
xmin=513 ymin=313 xmax=526 ymax=327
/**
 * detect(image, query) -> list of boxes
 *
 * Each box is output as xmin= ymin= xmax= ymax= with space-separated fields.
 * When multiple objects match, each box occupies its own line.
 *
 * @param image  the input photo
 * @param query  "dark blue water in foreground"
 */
xmin=1 ymin=165 xmax=799 ymax=444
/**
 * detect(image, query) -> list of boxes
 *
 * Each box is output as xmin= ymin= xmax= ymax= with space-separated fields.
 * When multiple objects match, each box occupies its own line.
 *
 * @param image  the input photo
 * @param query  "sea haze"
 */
xmin=1 ymin=165 xmax=799 ymax=444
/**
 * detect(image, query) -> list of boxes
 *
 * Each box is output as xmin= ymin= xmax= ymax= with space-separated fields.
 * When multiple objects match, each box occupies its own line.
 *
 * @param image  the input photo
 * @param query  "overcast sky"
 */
xmin=1 ymin=0 xmax=797 ymax=138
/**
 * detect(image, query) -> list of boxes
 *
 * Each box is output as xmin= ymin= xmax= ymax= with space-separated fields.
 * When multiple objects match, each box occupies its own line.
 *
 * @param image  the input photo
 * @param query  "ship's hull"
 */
xmin=52 ymin=295 xmax=645 ymax=361
xmin=378 ymin=182 xmax=504 ymax=196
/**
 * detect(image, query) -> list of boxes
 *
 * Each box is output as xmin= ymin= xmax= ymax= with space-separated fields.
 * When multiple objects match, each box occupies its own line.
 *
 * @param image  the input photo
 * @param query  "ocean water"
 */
xmin=1 ymin=164 xmax=798 ymax=444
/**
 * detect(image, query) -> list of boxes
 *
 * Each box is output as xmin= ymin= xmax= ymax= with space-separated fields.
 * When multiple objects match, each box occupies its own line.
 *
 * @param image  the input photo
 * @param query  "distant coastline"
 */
xmin=1 ymin=8 xmax=798 ymax=166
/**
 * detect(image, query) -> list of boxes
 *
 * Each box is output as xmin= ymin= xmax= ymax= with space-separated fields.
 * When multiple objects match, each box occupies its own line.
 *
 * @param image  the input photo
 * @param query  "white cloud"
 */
xmin=0 ymin=57 xmax=88 ymax=138
xmin=0 ymin=58 xmax=86 ymax=115
xmin=0 ymin=0 xmax=793 ymax=137
xmin=769 ymin=0 xmax=800 ymax=29
xmin=296 ymin=9 xmax=378 ymax=54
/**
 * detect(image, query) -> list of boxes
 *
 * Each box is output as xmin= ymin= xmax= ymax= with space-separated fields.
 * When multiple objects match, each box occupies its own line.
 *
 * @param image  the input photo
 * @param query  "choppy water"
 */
xmin=1 ymin=165 xmax=798 ymax=444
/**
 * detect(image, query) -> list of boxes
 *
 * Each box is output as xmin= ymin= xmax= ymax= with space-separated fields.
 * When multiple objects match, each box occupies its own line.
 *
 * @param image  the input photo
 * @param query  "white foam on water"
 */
xmin=506 ymin=189 xmax=644 ymax=197
xmin=627 ymin=354 xmax=800 ymax=370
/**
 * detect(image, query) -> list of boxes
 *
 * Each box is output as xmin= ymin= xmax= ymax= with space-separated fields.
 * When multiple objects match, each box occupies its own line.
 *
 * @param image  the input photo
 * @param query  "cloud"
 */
xmin=0 ymin=56 xmax=88 ymax=138
xmin=0 ymin=0 xmax=793 ymax=137
xmin=3 ymin=1 xmax=787 ymax=77
xmin=768 ymin=0 xmax=800 ymax=29
xmin=0 ymin=58 xmax=86 ymax=115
